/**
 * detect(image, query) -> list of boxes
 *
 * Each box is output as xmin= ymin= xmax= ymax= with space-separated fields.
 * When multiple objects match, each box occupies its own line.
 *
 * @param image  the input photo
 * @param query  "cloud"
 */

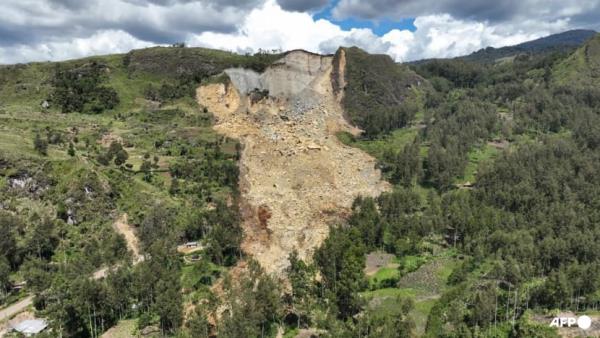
xmin=0 ymin=30 xmax=154 ymax=64
xmin=276 ymin=0 xmax=329 ymax=12
xmin=332 ymin=0 xmax=600 ymax=30
xmin=385 ymin=14 xmax=567 ymax=61
xmin=0 ymin=0 xmax=594 ymax=64
xmin=189 ymin=1 xmax=344 ymax=53
xmin=318 ymin=29 xmax=392 ymax=55
xmin=189 ymin=1 xmax=562 ymax=62
xmin=0 ymin=0 xmax=263 ymax=48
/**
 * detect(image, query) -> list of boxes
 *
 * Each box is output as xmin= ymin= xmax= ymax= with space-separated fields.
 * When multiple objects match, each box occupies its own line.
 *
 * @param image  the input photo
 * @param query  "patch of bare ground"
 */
xmin=365 ymin=251 xmax=396 ymax=276
xmin=100 ymin=319 xmax=138 ymax=338
xmin=113 ymin=213 xmax=143 ymax=263
xmin=197 ymin=50 xmax=390 ymax=274
xmin=488 ymin=139 xmax=510 ymax=150
xmin=397 ymin=258 xmax=449 ymax=297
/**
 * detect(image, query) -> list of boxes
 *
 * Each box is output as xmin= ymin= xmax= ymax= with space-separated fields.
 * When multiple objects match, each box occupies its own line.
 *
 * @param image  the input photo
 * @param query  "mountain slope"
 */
xmin=410 ymin=29 xmax=596 ymax=65
xmin=462 ymin=29 xmax=597 ymax=63
xmin=333 ymin=47 xmax=426 ymax=137
xmin=552 ymin=33 xmax=600 ymax=87
xmin=197 ymin=50 xmax=390 ymax=273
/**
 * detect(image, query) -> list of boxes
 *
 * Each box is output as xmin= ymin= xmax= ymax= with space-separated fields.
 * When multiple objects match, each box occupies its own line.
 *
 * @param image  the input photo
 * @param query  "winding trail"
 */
xmin=0 ymin=297 xmax=33 ymax=323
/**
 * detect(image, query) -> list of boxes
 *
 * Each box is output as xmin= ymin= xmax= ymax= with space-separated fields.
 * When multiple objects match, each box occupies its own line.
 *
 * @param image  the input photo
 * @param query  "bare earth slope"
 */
xmin=197 ymin=50 xmax=389 ymax=273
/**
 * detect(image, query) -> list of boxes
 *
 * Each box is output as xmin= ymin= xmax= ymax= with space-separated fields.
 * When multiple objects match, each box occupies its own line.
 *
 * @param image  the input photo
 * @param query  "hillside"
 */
xmin=197 ymin=50 xmax=389 ymax=273
xmin=333 ymin=47 xmax=426 ymax=137
xmin=1 ymin=35 xmax=600 ymax=338
xmin=0 ymin=46 xmax=276 ymax=336
xmin=463 ymin=29 xmax=597 ymax=63
xmin=553 ymin=33 xmax=600 ymax=87
xmin=411 ymin=29 xmax=596 ymax=65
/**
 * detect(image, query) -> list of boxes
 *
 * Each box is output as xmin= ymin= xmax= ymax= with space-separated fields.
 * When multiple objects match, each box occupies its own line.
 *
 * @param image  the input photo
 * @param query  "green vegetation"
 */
xmin=553 ymin=34 xmax=600 ymax=87
xmin=290 ymin=33 xmax=600 ymax=338
xmin=334 ymin=47 xmax=426 ymax=137
xmin=0 ymin=45 xmax=278 ymax=337
xmin=2 ymin=33 xmax=600 ymax=337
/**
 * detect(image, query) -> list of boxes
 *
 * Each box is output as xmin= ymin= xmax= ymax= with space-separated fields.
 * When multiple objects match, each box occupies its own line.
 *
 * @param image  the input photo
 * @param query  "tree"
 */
xmin=154 ymin=274 xmax=183 ymax=333
xmin=139 ymin=204 xmax=174 ymax=250
xmin=286 ymin=251 xmax=316 ymax=328
xmin=187 ymin=306 xmax=211 ymax=337
xmin=352 ymin=298 xmax=415 ymax=338
xmin=349 ymin=197 xmax=382 ymax=249
xmin=25 ymin=217 xmax=58 ymax=260
xmin=314 ymin=226 xmax=367 ymax=319
xmin=140 ymin=160 xmax=153 ymax=182
xmin=392 ymin=139 xmax=422 ymax=187
xmin=218 ymin=260 xmax=282 ymax=338
xmin=169 ymin=177 xmax=180 ymax=195
xmin=51 ymin=62 xmax=119 ymax=114
xmin=0 ymin=212 xmax=18 ymax=268
xmin=34 ymin=133 xmax=48 ymax=155
xmin=114 ymin=149 xmax=129 ymax=166
xmin=0 ymin=257 xmax=11 ymax=297
xmin=68 ymin=142 xmax=75 ymax=156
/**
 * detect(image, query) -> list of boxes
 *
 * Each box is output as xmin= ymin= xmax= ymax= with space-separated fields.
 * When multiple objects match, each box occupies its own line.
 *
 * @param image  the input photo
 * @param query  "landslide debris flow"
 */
xmin=197 ymin=50 xmax=389 ymax=273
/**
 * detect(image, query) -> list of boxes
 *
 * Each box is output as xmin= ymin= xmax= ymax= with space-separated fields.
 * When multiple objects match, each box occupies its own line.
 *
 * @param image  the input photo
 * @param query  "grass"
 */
xmin=552 ymin=34 xmax=600 ymax=87
xmin=456 ymin=143 xmax=500 ymax=184
xmin=398 ymin=255 xmax=428 ymax=273
xmin=338 ymin=127 xmax=419 ymax=160
xmin=101 ymin=319 xmax=137 ymax=338
xmin=372 ymin=267 xmax=400 ymax=281
xmin=282 ymin=328 xmax=300 ymax=338
xmin=361 ymin=287 xmax=417 ymax=299
xmin=362 ymin=250 xmax=460 ymax=335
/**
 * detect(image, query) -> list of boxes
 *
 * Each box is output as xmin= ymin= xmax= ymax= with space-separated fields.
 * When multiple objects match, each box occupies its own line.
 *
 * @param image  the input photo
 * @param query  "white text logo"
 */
xmin=549 ymin=315 xmax=591 ymax=330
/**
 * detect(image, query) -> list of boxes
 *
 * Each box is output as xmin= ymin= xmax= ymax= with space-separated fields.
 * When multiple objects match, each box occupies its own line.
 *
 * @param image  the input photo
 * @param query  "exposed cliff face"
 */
xmin=225 ymin=50 xmax=332 ymax=98
xmin=197 ymin=50 xmax=389 ymax=273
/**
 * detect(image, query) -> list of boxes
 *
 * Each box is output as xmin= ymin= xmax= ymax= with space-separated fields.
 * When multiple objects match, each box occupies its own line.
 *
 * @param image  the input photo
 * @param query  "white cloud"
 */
xmin=389 ymin=14 xmax=561 ymax=61
xmin=0 ymin=0 xmax=587 ymax=64
xmin=189 ymin=1 xmax=567 ymax=62
xmin=0 ymin=30 xmax=154 ymax=64
xmin=189 ymin=1 xmax=344 ymax=53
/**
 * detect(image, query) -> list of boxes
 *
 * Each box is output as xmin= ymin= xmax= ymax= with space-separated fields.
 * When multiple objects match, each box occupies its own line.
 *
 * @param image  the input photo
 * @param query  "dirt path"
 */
xmin=197 ymin=51 xmax=389 ymax=273
xmin=0 ymin=297 xmax=33 ymax=323
xmin=113 ymin=213 xmax=143 ymax=263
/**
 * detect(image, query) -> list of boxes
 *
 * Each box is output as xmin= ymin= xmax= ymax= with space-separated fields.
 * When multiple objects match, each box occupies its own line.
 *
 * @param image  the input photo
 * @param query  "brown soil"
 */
xmin=197 ymin=51 xmax=389 ymax=273
xmin=113 ymin=213 xmax=143 ymax=263
xmin=365 ymin=251 xmax=396 ymax=276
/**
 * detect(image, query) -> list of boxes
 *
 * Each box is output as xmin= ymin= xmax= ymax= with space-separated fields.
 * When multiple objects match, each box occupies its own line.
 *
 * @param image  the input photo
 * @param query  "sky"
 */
xmin=0 ymin=0 xmax=598 ymax=64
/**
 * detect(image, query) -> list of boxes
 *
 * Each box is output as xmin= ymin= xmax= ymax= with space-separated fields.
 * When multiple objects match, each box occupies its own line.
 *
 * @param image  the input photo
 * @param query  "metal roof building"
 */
xmin=12 ymin=319 xmax=48 ymax=336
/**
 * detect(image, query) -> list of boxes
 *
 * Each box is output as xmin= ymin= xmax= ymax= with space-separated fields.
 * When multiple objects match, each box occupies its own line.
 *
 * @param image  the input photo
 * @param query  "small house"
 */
xmin=12 ymin=319 xmax=48 ymax=336
xmin=185 ymin=242 xmax=198 ymax=248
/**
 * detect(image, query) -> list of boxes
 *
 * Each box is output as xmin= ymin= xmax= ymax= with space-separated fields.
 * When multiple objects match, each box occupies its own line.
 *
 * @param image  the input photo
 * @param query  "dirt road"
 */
xmin=0 ymin=297 xmax=33 ymax=323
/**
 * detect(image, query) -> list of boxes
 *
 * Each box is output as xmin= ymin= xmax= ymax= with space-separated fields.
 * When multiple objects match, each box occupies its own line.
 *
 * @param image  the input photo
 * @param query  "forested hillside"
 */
xmin=1 ymin=32 xmax=600 ymax=338
xmin=0 ymin=46 xmax=279 ymax=337
xmin=332 ymin=33 xmax=600 ymax=337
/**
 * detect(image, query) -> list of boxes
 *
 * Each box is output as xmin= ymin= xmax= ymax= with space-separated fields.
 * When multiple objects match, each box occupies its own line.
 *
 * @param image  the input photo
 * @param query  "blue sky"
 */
xmin=313 ymin=1 xmax=417 ymax=36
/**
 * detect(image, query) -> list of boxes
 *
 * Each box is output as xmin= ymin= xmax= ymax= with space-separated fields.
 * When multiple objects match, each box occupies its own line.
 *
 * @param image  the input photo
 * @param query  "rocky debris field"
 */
xmin=197 ymin=50 xmax=389 ymax=273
